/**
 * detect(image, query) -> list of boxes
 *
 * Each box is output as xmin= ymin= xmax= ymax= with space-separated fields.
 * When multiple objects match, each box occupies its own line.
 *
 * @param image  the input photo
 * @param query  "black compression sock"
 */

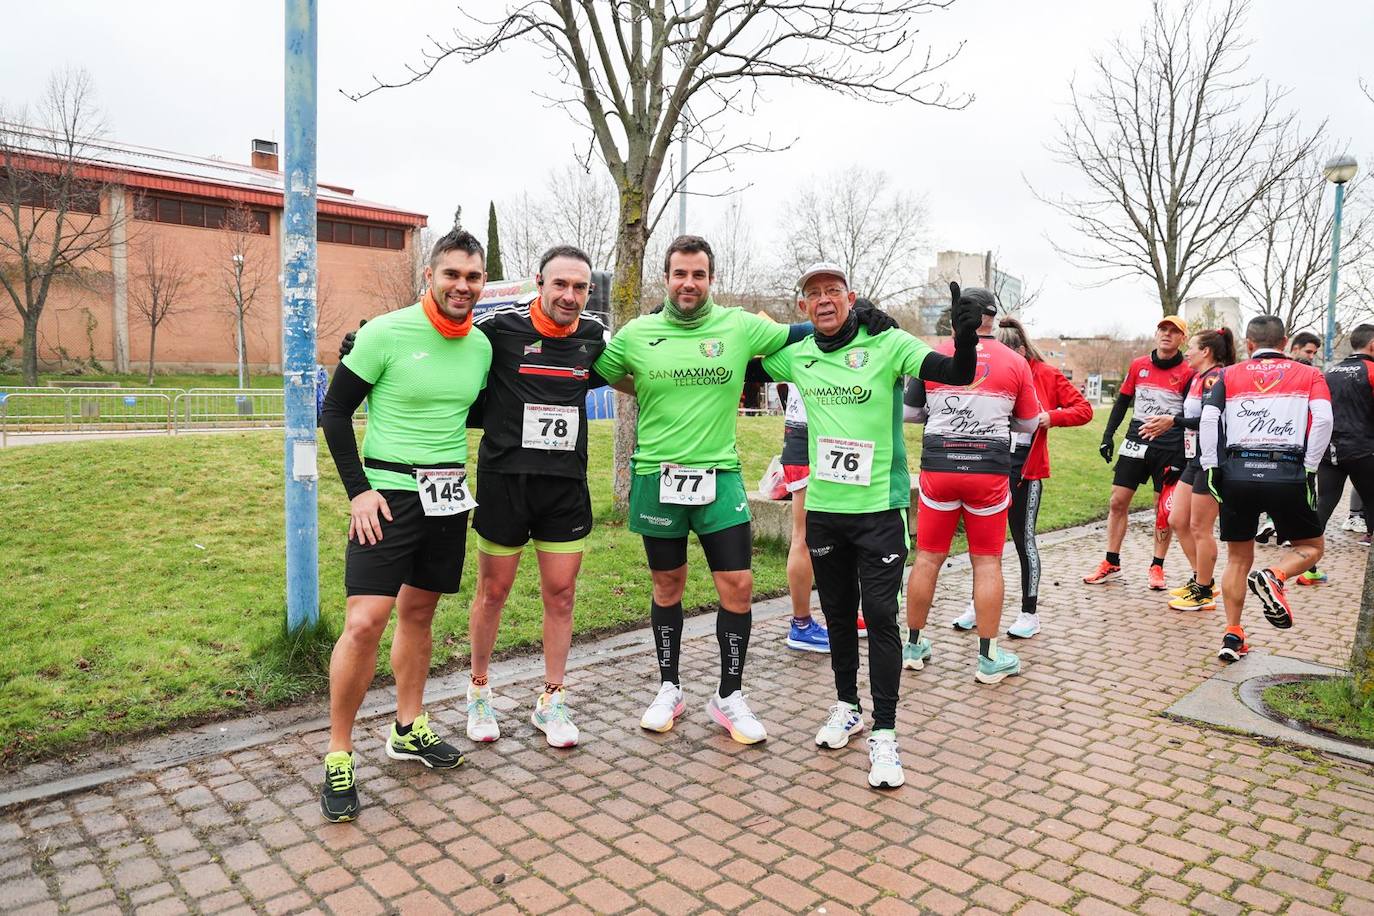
xmin=908 ymin=628 xmax=922 ymax=645
xmin=650 ymin=600 xmax=684 ymax=685
xmin=1106 ymin=552 xmax=1121 ymax=566
xmin=979 ymin=637 xmax=996 ymax=660
xmin=394 ymin=719 xmax=413 ymax=735
xmin=717 ymin=609 xmax=752 ymax=697
xmin=1151 ymin=556 xmax=1165 ymax=568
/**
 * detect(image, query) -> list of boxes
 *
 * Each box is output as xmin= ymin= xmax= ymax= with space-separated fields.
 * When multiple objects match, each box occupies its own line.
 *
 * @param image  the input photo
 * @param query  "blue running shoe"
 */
xmin=786 ymin=618 xmax=831 ymax=654
xmin=902 ymin=637 xmax=932 ymax=671
xmin=975 ymin=648 xmax=1021 ymax=684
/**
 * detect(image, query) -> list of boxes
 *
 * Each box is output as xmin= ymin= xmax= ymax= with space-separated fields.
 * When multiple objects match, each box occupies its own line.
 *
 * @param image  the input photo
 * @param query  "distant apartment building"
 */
xmin=915 ymin=250 xmax=1024 ymax=332
xmin=1 ymin=127 xmax=427 ymax=373
xmin=1182 ymin=295 xmax=1242 ymax=334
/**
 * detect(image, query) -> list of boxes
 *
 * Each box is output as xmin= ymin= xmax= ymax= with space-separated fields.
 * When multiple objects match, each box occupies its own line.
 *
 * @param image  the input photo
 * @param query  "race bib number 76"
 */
xmin=815 ymin=437 xmax=874 ymax=486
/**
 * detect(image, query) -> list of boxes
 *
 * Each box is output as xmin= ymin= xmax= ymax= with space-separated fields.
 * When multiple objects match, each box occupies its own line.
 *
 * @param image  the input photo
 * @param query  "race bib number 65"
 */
xmin=417 ymin=469 xmax=477 ymax=516
xmin=1121 ymin=438 xmax=1148 ymax=459
xmin=816 ymin=437 xmax=874 ymax=486
xmin=659 ymin=464 xmax=716 ymax=505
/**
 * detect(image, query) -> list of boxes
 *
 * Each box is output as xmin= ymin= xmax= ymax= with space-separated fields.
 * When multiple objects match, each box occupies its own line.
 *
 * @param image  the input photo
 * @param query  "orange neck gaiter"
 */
xmin=422 ymin=288 xmax=473 ymax=338
xmin=528 ymin=297 xmax=579 ymax=338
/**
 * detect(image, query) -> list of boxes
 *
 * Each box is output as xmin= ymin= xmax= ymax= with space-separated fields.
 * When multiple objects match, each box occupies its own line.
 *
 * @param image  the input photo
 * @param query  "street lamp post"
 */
xmin=1322 ymin=154 xmax=1359 ymax=364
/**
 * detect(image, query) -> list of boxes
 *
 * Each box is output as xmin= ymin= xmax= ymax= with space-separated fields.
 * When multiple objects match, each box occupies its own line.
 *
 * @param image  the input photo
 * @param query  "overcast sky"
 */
xmin=4 ymin=0 xmax=1370 ymax=335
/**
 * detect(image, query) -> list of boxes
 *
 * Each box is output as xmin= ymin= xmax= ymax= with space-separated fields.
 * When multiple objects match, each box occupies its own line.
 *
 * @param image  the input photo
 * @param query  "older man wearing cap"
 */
xmin=1084 ymin=315 xmax=1194 ymax=589
xmin=756 ymin=264 xmax=981 ymax=788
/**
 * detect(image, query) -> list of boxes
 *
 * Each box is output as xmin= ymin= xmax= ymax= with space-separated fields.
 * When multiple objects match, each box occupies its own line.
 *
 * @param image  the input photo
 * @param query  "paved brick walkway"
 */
xmin=3 ymin=517 xmax=1373 ymax=915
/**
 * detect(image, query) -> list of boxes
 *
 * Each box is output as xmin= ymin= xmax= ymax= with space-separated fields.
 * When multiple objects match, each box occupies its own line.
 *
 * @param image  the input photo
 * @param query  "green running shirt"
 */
xmin=341 ymin=303 xmax=492 ymax=492
xmin=763 ymin=327 xmax=933 ymax=513
xmin=594 ymin=307 xmax=790 ymax=474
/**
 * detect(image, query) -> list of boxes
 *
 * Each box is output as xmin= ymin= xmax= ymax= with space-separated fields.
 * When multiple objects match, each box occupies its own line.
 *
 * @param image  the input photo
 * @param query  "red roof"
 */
xmin=4 ymin=124 xmax=427 ymax=228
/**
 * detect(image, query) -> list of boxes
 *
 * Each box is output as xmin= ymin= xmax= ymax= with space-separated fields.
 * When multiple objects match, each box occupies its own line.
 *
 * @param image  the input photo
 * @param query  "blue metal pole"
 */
xmin=1325 ymin=181 xmax=1346 ymax=365
xmin=282 ymin=0 xmax=319 ymax=631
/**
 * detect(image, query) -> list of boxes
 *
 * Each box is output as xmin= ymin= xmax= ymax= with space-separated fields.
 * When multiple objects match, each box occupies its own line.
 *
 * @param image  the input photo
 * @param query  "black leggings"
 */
xmin=1008 ymin=451 xmax=1044 ymax=614
xmin=1317 ymin=456 xmax=1374 ymax=533
xmin=641 ymin=523 xmax=753 ymax=572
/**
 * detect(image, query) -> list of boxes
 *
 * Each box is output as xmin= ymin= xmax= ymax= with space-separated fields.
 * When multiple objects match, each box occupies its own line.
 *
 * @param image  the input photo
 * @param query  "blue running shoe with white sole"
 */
xmin=786 ymin=618 xmax=831 ymax=654
xmin=975 ymin=648 xmax=1021 ymax=684
xmin=902 ymin=637 xmax=932 ymax=671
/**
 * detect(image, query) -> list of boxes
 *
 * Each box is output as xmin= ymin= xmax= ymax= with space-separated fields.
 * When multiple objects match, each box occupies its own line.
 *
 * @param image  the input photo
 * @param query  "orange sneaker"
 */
xmin=1247 ymin=567 xmax=1293 ymax=629
xmin=1083 ymin=560 xmax=1123 ymax=584
xmin=1147 ymin=565 xmax=1167 ymax=590
xmin=1217 ymin=626 xmax=1249 ymax=662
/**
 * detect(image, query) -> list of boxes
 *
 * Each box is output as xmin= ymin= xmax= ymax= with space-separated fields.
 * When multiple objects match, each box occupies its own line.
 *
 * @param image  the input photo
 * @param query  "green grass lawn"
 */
xmin=0 ymin=371 xmax=283 ymax=390
xmin=1263 ymin=677 xmax=1374 ymax=744
xmin=0 ymin=409 xmax=1145 ymax=766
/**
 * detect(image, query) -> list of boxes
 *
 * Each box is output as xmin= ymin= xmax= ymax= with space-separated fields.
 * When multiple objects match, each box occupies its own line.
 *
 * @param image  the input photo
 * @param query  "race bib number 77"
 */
xmin=659 ymin=464 xmax=716 ymax=505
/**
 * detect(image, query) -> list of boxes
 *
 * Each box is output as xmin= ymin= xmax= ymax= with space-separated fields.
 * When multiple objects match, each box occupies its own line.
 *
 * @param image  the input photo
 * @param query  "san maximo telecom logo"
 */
xmin=804 ymin=384 xmax=872 ymax=405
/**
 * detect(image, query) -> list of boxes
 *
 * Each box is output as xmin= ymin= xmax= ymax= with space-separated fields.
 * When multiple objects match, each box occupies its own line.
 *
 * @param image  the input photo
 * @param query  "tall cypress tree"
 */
xmin=486 ymin=201 xmax=505 ymax=281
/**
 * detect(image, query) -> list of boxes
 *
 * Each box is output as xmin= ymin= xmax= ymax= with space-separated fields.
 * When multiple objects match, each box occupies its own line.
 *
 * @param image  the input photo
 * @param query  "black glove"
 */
xmin=1099 ymin=437 xmax=1114 ymax=463
xmin=950 ymin=282 xmax=981 ymax=346
xmin=338 ymin=319 xmax=366 ymax=360
xmin=1306 ymin=470 xmax=1317 ymax=509
xmin=853 ymin=304 xmax=899 ymax=335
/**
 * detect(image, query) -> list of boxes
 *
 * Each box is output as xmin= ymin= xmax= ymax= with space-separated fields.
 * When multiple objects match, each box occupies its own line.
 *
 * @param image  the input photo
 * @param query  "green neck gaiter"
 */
xmin=662 ymin=295 xmax=715 ymax=329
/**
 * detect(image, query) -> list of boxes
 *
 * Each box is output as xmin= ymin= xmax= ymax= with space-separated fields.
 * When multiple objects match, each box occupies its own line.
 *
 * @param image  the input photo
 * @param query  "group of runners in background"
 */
xmin=313 ymin=228 xmax=1374 ymax=821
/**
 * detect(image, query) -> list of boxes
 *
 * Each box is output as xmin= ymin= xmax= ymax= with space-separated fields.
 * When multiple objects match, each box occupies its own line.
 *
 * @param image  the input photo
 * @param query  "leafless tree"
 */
xmin=349 ymin=0 xmax=967 ymax=504
xmin=1231 ymin=158 xmax=1372 ymax=341
xmin=218 ymin=203 xmax=269 ymax=387
xmin=544 ymin=162 xmax=618 ymax=272
xmin=497 ymin=191 xmax=545 ymax=278
xmin=129 ymin=238 xmax=191 ymax=384
xmin=0 ymin=69 xmax=128 ymax=384
xmin=780 ymin=167 xmax=928 ymax=306
xmin=1072 ymin=331 xmax=1152 ymax=381
xmin=710 ymin=198 xmax=770 ymax=308
xmin=1039 ymin=0 xmax=1319 ymax=317
xmin=364 ymin=226 xmax=432 ymax=313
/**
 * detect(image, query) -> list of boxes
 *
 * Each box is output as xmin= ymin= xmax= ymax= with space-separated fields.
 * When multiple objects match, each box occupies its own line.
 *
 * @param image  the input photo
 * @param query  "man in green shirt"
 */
xmin=759 ymin=264 xmax=980 ymax=788
xmin=317 ymin=229 xmax=493 ymax=822
xmin=593 ymin=236 xmax=800 ymax=744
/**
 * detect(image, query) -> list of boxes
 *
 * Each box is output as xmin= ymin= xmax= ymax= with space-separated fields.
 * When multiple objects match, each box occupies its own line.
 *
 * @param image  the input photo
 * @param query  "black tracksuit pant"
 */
xmin=806 ymin=508 xmax=908 ymax=731
xmin=1317 ymin=455 xmax=1374 ymax=534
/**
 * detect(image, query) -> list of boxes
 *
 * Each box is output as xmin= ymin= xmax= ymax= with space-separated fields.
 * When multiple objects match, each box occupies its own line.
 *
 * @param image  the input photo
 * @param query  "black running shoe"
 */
xmin=1217 ymin=627 xmax=1250 ymax=663
xmin=321 ymin=751 xmax=360 ymax=822
xmin=385 ymin=713 xmax=464 ymax=769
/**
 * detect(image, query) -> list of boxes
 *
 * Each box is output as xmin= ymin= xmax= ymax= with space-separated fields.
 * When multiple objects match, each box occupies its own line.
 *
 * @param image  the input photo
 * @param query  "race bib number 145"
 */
xmin=417 ymin=469 xmax=477 ymax=516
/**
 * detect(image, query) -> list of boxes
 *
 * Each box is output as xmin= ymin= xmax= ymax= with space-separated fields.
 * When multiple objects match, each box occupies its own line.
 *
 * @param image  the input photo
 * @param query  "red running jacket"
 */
xmin=1018 ymin=359 xmax=1093 ymax=480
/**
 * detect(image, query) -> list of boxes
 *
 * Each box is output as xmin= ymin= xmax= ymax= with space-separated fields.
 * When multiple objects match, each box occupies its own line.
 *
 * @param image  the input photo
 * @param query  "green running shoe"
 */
xmin=385 ymin=713 xmax=464 ymax=769
xmin=320 ymin=750 xmax=360 ymax=823
xmin=902 ymin=637 xmax=932 ymax=671
xmin=975 ymin=648 xmax=1021 ymax=684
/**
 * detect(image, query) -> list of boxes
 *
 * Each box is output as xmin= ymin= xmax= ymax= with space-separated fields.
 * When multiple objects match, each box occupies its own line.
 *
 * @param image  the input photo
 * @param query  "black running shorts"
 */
xmin=345 ymin=489 xmax=470 ymax=597
xmin=1113 ymin=446 xmax=1182 ymax=493
xmin=473 ymin=471 xmax=593 ymax=548
xmin=1218 ymin=476 xmax=1322 ymax=543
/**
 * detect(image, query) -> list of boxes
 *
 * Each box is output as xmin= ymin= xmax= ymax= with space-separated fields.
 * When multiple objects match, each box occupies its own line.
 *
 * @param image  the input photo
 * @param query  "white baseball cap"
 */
xmin=797 ymin=261 xmax=848 ymax=292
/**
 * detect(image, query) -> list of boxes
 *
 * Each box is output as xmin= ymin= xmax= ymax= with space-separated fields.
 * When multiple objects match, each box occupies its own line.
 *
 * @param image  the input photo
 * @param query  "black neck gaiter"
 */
xmin=815 ymin=310 xmax=860 ymax=353
xmin=1151 ymin=349 xmax=1183 ymax=370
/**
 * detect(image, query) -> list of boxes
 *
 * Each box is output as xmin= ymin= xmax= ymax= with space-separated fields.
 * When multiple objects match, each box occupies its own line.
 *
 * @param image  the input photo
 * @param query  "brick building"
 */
xmin=1 ymin=130 xmax=427 ymax=374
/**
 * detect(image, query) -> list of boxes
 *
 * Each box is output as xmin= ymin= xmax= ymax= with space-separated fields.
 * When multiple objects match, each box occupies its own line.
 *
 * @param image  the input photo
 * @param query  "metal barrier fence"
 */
xmin=177 ymin=388 xmax=285 ymax=430
xmin=0 ymin=386 xmax=288 ymax=445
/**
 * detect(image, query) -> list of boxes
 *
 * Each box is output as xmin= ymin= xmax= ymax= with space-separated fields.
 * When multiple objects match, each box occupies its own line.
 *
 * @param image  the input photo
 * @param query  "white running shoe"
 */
xmin=531 ymin=689 xmax=580 ymax=748
xmin=1007 ymin=611 xmax=1041 ymax=639
xmin=815 ymin=702 xmax=865 ymax=749
xmin=706 ymin=690 xmax=768 ymax=744
xmin=466 ymin=684 xmax=500 ymax=742
xmin=950 ymin=601 xmax=976 ymax=631
xmin=867 ymin=732 xmax=905 ymax=788
xmin=639 ymin=682 xmax=685 ymax=733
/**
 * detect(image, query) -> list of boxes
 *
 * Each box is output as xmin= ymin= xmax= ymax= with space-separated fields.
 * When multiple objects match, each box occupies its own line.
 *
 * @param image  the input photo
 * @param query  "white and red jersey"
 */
xmin=1199 ymin=350 xmax=1333 ymax=483
xmin=1120 ymin=354 xmax=1192 ymax=449
xmin=904 ymin=337 xmax=1041 ymax=475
